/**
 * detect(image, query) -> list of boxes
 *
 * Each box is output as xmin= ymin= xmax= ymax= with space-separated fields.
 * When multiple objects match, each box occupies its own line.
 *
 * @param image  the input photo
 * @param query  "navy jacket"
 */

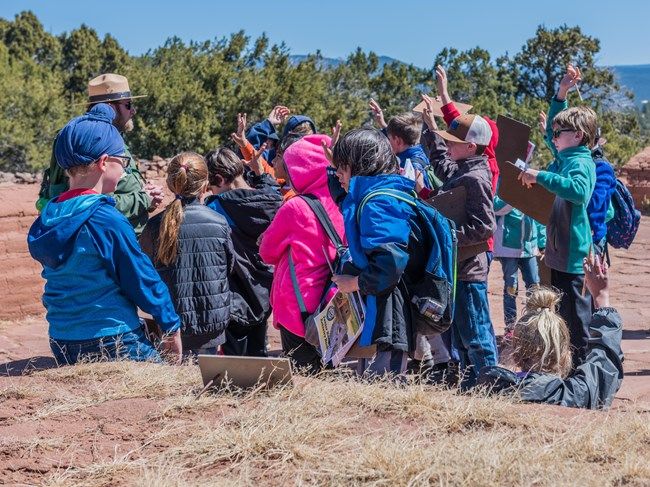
xmin=205 ymin=174 xmax=282 ymax=327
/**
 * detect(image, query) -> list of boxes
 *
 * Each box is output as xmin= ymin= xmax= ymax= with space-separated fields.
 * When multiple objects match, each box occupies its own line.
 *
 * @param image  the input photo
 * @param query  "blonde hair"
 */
xmin=552 ymin=106 xmax=598 ymax=147
xmin=511 ymin=287 xmax=572 ymax=378
xmin=157 ymin=152 xmax=208 ymax=266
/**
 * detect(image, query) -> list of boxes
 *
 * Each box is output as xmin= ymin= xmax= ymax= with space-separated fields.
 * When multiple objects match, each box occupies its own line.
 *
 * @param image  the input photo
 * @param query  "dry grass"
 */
xmin=1 ymin=360 xmax=649 ymax=486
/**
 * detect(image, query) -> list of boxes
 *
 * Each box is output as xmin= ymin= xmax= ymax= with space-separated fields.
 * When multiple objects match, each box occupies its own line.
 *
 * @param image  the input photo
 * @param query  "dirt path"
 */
xmin=0 ymin=183 xmax=648 ymax=407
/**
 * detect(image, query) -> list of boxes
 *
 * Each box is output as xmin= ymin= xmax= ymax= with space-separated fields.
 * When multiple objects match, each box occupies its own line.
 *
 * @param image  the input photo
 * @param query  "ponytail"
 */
xmin=512 ymin=287 xmax=572 ymax=378
xmin=156 ymin=152 xmax=208 ymax=266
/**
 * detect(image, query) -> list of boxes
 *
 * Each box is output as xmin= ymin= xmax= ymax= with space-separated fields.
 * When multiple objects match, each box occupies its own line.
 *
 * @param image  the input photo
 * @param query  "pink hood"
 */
xmin=259 ymin=134 xmax=346 ymax=337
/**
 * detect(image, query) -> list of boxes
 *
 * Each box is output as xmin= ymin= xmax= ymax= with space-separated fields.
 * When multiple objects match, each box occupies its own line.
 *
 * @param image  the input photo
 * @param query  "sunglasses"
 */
xmin=109 ymin=155 xmax=132 ymax=169
xmin=552 ymin=128 xmax=575 ymax=139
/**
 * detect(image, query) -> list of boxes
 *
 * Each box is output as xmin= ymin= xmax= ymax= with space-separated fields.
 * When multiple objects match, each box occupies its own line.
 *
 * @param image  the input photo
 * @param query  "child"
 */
xmin=140 ymin=152 xmax=234 ymax=356
xmin=28 ymin=104 xmax=181 ymax=364
xmin=204 ymin=147 xmax=282 ymax=357
xmin=259 ymin=134 xmax=345 ymax=373
xmin=478 ymin=257 xmax=623 ymax=410
xmin=245 ymin=105 xmax=291 ymax=162
xmin=369 ymin=99 xmax=432 ymax=188
xmin=519 ymin=65 xmax=597 ymax=365
xmin=493 ymin=193 xmax=545 ymax=332
xmin=331 ymin=128 xmax=429 ymax=375
xmin=421 ymin=97 xmax=497 ymax=388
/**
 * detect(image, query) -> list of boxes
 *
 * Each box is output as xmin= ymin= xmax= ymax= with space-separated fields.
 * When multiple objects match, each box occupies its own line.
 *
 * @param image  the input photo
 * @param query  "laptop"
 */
xmin=197 ymin=355 xmax=293 ymax=390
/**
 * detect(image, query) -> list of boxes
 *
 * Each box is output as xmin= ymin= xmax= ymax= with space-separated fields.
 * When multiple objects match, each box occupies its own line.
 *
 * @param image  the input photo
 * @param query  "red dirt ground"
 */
xmin=0 ymin=182 xmax=648 ymax=407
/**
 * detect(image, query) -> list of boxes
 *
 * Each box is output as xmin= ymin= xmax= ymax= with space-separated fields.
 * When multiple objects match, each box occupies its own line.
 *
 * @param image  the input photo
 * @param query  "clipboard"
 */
xmin=495 ymin=115 xmax=531 ymax=171
xmin=497 ymin=160 xmax=555 ymax=226
xmin=413 ymin=98 xmax=472 ymax=118
xmin=427 ymin=186 xmax=489 ymax=261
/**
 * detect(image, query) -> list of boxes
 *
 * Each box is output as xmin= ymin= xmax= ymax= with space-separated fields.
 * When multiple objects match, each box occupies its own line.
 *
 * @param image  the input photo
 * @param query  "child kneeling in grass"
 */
xmin=478 ymin=256 xmax=623 ymax=409
xmin=28 ymin=104 xmax=181 ymax=364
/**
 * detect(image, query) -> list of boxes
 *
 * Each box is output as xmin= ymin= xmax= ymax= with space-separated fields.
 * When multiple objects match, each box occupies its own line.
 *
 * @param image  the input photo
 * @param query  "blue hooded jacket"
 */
xmin=28 ymin=194 xmax=180 ymax=340
xmin=588 ymin=147 xmax=617 ymax=244
xmin=342 ymin=174 xmax=423 ymax=348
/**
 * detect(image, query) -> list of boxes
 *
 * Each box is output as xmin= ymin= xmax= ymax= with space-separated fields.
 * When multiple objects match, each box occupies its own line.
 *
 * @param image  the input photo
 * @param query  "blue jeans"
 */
xmin=452 ymin=281 xmax=498 ymax=388
xmin=498 ymin=257 xmax=540 ymax=329
xmin=50 ymin=327 xmax=161 ymax=365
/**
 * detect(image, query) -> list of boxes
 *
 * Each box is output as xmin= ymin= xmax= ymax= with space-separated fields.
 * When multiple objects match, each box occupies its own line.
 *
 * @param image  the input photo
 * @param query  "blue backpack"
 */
xmin=357 ymin=189 xmax=457 ymax=334
xmin=607 ymin=179 xmax=640 ymax=249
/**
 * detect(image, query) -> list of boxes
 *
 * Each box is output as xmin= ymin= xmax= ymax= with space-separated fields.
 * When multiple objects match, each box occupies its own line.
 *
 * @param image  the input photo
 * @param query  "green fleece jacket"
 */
xmin=536 ymin=98 xmax=595 ymax=274
xmin=493 ymin=193 xmax=546 ymax=258
xmin=37 ymin=141 xmax=151 ymax=236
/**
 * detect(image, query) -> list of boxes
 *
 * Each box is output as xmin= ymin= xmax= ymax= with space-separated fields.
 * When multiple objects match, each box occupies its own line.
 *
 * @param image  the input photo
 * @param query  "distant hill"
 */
xmin=611 ymin=64 xmax=650 ymax=107
xmin=290 ymin=55 xmax=649 ymax=108
xmin=288 ymin=54 xmax=401 ymax=71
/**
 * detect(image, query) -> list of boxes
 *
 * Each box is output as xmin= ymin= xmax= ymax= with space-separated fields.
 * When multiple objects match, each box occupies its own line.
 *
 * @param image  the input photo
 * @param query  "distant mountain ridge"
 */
xmin=289 ymin=55 xmax=650 ymax=107
xmin=610 ymin=64 xmax=650 ymax=106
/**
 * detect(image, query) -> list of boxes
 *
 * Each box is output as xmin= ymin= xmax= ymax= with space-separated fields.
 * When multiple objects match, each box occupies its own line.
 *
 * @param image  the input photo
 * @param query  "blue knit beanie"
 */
xmin=54 ymin=103 xmax=125 ymax=170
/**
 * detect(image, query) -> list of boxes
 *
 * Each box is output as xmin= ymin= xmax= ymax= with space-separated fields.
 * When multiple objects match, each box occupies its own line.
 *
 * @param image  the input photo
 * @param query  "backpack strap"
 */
xmin=288 ymin=249 xmax=310 ymax=322
xmin=356 ymin=188 xmax=418 ymax=224
xmin=288 ymin=194 xmax=344 ymax=323
xmin=209 ymin=198 xmax=237 ymax=229
xmin=299 ymin=194 xmax=344 ymax=250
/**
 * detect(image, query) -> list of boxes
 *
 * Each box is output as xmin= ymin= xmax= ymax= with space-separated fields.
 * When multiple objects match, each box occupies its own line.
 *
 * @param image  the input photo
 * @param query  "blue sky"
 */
xmin=2 ymin=0 xmax=649 ymax=67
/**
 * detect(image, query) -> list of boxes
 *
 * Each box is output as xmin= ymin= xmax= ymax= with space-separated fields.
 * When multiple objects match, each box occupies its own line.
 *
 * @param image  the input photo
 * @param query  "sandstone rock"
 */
xmin=623 ymin=146 xmax=650 ymax=210
xmin=0 ymin=172 xmax=16 ymax=184
xmin=624 ymin=146 xmax=650 ymax=171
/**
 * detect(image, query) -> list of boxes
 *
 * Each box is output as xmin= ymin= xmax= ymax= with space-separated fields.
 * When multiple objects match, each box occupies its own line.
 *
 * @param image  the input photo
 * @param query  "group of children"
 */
xmin=28 ymin=64 xmax=626 ymax=408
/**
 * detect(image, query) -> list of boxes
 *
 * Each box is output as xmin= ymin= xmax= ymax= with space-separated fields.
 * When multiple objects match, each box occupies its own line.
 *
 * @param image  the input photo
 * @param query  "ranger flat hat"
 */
xmin=87 ymin=73 xmax=147 ymax=104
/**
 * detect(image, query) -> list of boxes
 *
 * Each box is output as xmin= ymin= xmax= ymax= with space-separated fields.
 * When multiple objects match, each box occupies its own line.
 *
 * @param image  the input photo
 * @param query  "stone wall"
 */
xmin=621 ymin=147 xmax=650 ymax=211
xmin=0 ymin=156 xmax=172 ymax=186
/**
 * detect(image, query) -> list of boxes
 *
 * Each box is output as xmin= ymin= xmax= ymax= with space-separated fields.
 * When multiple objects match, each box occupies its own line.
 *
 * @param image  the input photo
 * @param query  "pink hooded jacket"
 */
xmin=259 ymin=134 xmax=346 ymax=337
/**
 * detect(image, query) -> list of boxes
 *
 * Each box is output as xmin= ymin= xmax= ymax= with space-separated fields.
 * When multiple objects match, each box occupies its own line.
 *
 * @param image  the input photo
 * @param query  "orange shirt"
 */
xmin=241 ymin=140 xmax=284 ymax=184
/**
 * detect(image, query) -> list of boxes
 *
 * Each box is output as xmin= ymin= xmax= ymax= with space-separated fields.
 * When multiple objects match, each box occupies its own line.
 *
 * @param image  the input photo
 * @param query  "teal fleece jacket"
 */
xmin=536 ymin=98 xmax=596 ymax=274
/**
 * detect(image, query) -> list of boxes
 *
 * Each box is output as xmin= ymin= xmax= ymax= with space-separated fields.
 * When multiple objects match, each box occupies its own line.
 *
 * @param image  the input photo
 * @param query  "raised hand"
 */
xmin=436 ymin=65 xmax=451 ymax=105
xmin=420 ymin=94 xmax=439 ymax=131
xmin=247 ymin=141 xmax=267 ymax=176
xmin=230 ymin=112 xmax=248 ymax=148
xmin=331 ymin=119 xmax=342 ymax=147
xmin=583 ymin=250 xmax=609 ymax=308
xmin=538 ymin=111 xmax=547 ymax=136
xmin=268 ymin=105 xmax=291 ymax=126
xmin=557 ymin=64 xmax=582 ymax=101
xmin=369 ymin=98 xmax=387 ymax=129
xmin=322 ymin=140 xmax=334 ymax=164
xmin=321 ymin=121 xmax=341 ymax=164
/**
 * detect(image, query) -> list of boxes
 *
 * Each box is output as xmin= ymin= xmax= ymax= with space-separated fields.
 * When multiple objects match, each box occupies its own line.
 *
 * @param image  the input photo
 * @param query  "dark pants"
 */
xmin=280 ymin=326 xmax=321 ymax=374
xmin=222 ymin=322 xmax=268 ymax=357
xmin=551 ymin=269 xmax=592 ymax=367
xmin=50 ymin=327 xmax=161 ymax=365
